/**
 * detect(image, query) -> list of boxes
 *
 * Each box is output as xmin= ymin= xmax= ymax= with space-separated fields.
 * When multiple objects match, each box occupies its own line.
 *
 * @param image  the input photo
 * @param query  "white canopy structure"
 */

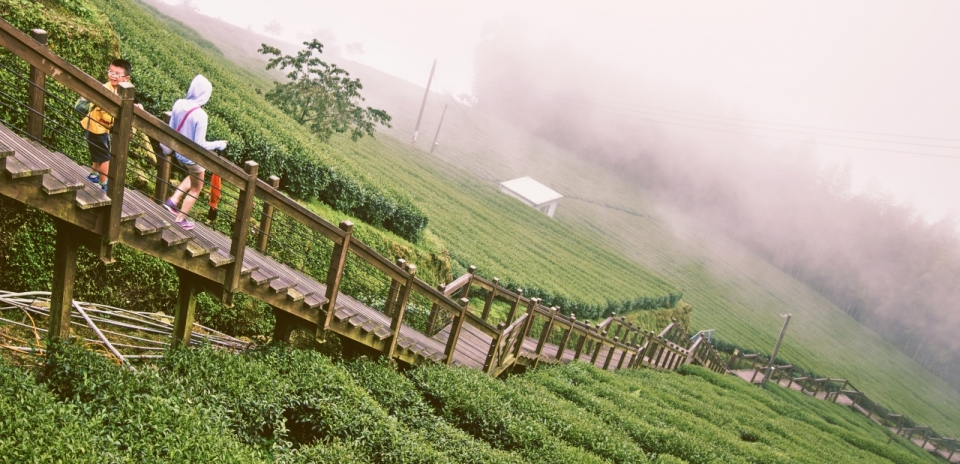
xmin=499 ymin=176 xmax=563 ymax=217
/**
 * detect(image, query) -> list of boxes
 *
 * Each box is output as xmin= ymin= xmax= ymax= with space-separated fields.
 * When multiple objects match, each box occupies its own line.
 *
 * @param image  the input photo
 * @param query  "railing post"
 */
xmin=484 ymin=322 xmax=506 ymax=374
xmin=573 ymin=323 xmax=589 ymax=361
xmin=533 ymin=306 xmax=558 ymax=368
xmin=555 ymin=314 xmax=575 ymax=360
xmin=610 ymin=314 xmax=622 ymax=339
xmin=626 ymin=344 xmax=640 ymax=369
xmin=591 ymin=330 xmax=606 ymax=365
xmin=383 ymin=258 xmax=405 ymax=317
xmin=153 ymin=113 xmax=172 ymax=204
xmin=425 ymin=283 xmax=445 ymax=334
xmin=26 ymin=29 xmax=47 ymax=141
xmin=386 ymin=264 xmax=417 ymax=359
xmin=319 ymin=221 xmax=353 ymax=334
xmin=255 ymin=175 xmax=281 ymax=252
xmin=505 ymin=288 xmax=523 ymax=325
xmin=48 ymin=220 xmax=79 ymax=340
xmin=99 ymin=82 xmax=135 ymax=263
xmin=513 ymin=297 xmax=539 ymax=358
xmin=603 ymin=337 xmax=618 ymax=370
xmin=481 ymin=277 xmax=499 ymax=321
xmin=444 ymin=298 xmax=470 ymax=365
xmin=685 ymin=337 xmax=703 ymax=365
xmin=461 ymin=265 xmax=477 ymax=300
xmin=171 ymin=269 xmax=199 ymax=349
xmin=225 ymin=160 xmax=259 ymax=298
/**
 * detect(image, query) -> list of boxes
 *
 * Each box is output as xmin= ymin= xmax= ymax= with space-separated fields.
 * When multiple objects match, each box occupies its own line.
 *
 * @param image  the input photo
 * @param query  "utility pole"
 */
xmin=430 ymin=104 xmax=448 ymax=154
xmin=761 ymin=314 xmax=791 ymax=386
xmin=411 ymin=59 xmax=436 ymax=145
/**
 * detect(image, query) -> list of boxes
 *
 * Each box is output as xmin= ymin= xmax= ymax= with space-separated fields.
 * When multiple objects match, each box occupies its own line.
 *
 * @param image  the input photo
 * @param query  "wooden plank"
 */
xmin=186 ymin=238 xmax=216 ymax=258
xmin=304 ymin=293 xmax=327 ymax=310
xmin=161 ymin=226 xmax=194 ymax=247
xmin=134 ymin=215 xmax=170 ymax=236
xmin=269 ymin=278 xmax=296 ymax=293
xmin=74 ymin=185 xmax=110 ymax=209
xmin=41 ymin=173 xmax=79 ymax=195
xmin=4 ymin=153 xmax=49 ymax=178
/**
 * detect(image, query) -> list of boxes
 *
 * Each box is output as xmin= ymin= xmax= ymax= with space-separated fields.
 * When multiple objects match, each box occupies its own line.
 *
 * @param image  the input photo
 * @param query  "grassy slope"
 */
xmin=140 ymin=2 xmax=960 ymax=436
xmin=122 ymin=0 xmax=680 ymax=318
xmin=2 ymin=344 xmax=940 ymax=463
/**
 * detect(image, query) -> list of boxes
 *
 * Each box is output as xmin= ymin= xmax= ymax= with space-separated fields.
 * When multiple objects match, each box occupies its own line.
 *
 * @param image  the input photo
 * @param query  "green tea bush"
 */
xmin=345 ymin=357 xmax=522 ymax=464
xmin=0 ymin=360 xmax=106 ymax=463
xmin=38 ymin=340 xmax=266 ymax=462
xmin=409 ymin=364 xmax=611 ymax=463
xmin=160 ymin=345 xmax=452 ymax=463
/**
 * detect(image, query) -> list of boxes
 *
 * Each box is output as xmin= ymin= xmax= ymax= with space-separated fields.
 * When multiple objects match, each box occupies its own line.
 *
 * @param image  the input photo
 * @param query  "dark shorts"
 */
xmin=86 ymin=131 xmax=110 ymax=164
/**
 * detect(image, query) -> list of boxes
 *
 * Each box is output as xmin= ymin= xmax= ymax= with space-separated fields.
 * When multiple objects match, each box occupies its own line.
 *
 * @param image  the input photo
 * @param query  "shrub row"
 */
xmin=408 ymin=363 xmax=628 ymax=463
xmin=1 ymin=339 xmax=940 ymax=463
xmin=344 ymin=358 xmax=522 ymax=464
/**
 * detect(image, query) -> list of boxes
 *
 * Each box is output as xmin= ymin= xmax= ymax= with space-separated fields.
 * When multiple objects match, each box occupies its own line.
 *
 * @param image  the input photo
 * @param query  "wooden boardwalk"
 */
xmin=0 ymin=20 xmax=729 ymax=380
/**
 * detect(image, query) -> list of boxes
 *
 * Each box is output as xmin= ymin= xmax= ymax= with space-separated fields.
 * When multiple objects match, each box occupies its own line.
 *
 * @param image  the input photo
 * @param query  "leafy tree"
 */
xmin=258 ymin=40 xmax=392 ymax=141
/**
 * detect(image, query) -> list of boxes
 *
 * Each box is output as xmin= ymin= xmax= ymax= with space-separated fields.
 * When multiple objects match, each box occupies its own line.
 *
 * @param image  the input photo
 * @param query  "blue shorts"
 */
xmin=85 ymin=131 xmax=110 ymax=164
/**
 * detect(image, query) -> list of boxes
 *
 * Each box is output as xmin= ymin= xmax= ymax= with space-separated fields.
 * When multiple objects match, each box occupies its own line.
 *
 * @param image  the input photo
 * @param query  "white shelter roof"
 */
xmin=499 ymin=177 xmax=563 ymax=206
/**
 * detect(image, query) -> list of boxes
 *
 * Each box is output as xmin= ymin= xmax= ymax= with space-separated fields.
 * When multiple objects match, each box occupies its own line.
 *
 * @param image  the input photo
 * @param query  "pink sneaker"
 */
xmin=175 ymin=218 xmax=194 ymax=230
xmin=164 ymin=199 xmax=179 ymax=215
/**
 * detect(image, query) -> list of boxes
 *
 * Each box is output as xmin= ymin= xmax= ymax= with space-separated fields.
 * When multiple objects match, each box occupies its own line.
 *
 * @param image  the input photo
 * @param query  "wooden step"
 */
xmin=161 ymin=226 xmax=194 ymax=247
xmin=208 ymin=250 xmax=235 ymax=267
xmin=374 ymin=326 xmax=391 ymax=340
xmin=303 ymin=293 xmax=327 ymax=310
xmin=134 ymin=215 xmax=171 ymax=236
xmin=120 ymin=202 xmax=144 ymax=223
xmin=41 ymin=171 xmax=83 ymax=195
xmin=4 ymin=152 xmax=49 ymax=178
xmin=186 ymin=238 xmax=217 ymax=258
xmin=361 ymin=318 xmax=381 ymax=334
xmin=75 ymin=185 xmax=110 ymax=209
xmin=249 ymin=269 xmax=279 ymax=286
xmin=397 ymin=337 xmax=413 ymax=350
xmin=269 ymin=278 xmax=296 ymax=294
xmin=348 ymin=313 xmax=369 ymax=328
xmin=286 ymin=287 xmax=308 ymax=303
xmin=428 ymin=351 xmax=446 ymax=363
xmin=0 ymin=143 xmax=12 ymax=158
xmin=241 ymin=265 xmax=258 ymax=276
xmin=334 ymin=306 xmax=358 ymax=321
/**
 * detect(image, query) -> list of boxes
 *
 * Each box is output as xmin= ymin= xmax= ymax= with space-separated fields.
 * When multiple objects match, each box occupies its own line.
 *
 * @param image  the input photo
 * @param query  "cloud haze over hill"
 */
xmin=161 ymin=0 xmax=960 ymax=388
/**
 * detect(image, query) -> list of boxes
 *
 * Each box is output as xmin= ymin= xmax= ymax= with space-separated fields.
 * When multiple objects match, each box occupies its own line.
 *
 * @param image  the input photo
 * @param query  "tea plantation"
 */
xmin=0 ymin=342 xmax=940 ymax=463
xmin=151 ymin=7 xmax=960 ymax=437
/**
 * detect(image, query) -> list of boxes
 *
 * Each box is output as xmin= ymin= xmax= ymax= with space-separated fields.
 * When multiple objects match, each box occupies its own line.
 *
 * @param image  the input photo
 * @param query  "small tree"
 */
xmin=259 ymin=40 xmax=391 ymax=142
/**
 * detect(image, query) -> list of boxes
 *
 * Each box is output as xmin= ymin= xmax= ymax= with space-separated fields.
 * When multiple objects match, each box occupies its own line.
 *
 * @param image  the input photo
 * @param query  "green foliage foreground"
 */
xmin=0 ymin=342 xmax=939 ymax=463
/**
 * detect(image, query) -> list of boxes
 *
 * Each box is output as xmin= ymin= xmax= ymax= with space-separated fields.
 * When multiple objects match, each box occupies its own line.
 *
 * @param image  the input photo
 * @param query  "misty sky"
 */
xmin=167 ymin=0 xmax=960 ymax=222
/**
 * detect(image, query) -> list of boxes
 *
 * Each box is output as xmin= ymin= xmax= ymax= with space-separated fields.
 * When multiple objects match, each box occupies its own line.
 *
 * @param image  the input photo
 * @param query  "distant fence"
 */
xmin=729 ymin=352 xmax=959 ymax=461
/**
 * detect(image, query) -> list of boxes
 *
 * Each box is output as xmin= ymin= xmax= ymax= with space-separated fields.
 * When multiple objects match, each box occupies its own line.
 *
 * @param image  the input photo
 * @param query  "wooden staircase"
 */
xmin=0 ymin=19 xmax=727 ymax=379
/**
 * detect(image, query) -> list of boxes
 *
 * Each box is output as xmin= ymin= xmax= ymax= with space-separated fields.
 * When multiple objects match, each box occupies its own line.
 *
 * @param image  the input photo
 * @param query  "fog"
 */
xmin=165 ymin=0 xmax=960 ymax=386
xmin=171 ymin=0 xmax=960 ymax=220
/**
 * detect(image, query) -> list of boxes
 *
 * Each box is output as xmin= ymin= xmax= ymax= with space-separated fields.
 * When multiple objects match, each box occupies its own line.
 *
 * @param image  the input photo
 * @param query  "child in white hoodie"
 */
xmin=162 ymin=74 xmax=227 ymax=230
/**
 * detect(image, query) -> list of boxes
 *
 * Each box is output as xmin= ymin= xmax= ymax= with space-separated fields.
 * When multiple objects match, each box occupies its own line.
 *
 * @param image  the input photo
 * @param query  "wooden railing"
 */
xmin=0 ymin=18 xmax=727 ymax=379
xmin=0 ymin=19 xmax=504 ymax=362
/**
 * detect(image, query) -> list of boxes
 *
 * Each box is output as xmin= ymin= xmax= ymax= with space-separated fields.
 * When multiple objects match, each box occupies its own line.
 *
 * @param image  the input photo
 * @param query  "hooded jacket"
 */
xmin=163 ymin=74 xmax=227 ymax=165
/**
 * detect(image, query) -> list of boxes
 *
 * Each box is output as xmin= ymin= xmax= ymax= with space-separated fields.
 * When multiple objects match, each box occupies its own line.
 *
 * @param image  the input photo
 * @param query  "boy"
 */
xmin=80 ymin=59 xmax=133 ymax=191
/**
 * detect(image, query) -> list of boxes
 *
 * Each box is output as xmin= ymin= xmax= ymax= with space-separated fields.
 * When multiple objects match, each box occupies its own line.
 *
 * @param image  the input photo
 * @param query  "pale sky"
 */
xmin=169 ymin=0 xmax=960 ymax=222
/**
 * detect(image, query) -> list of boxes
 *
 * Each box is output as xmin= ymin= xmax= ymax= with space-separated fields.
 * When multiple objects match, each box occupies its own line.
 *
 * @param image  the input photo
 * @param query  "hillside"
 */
xmin=0 ymin=342 xmax=941 ymax=463
xmin=139 ymin=0 xmax=960 ymax=436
